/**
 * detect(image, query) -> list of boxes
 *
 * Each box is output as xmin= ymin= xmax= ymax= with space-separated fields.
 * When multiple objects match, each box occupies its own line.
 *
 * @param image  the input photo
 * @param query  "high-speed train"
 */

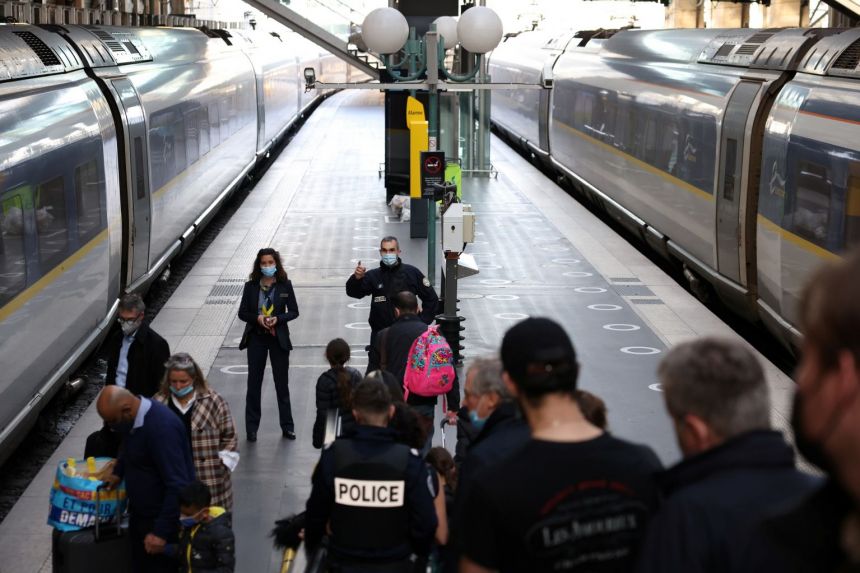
xmin=0 ymin=23 xmax=356 ymax=463
xmin=489 ymin=26 xmax=860 ymax=351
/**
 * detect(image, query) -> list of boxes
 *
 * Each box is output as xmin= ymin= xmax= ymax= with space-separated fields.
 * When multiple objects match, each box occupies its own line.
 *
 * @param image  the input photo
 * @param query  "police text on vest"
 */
xmin=334 ymin=478 xmax=406 ymax=508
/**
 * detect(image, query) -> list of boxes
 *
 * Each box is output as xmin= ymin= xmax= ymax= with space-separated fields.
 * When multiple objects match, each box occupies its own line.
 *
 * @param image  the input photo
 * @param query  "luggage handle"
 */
xmin=94 ymin=484 xmax=124 ymax=541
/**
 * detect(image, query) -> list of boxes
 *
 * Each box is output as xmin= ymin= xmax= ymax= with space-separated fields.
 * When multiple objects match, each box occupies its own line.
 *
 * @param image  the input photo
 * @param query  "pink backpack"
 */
xmin=403 ymin=325 xmax=455 ymax=400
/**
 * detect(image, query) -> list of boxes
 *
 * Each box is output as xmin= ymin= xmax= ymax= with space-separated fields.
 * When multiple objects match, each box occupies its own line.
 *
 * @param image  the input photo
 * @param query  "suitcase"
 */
xmin=52 ymin=486 xmax=131 ymax=573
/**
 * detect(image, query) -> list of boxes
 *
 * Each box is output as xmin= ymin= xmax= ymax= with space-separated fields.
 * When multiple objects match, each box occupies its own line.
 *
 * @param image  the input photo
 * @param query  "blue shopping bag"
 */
xmin=48 ymin=457 xmax=126 ymax=532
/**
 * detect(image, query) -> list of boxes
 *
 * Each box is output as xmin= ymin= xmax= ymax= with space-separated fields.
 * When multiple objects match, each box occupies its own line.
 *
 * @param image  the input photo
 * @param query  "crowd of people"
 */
xmin=81 ymin=235 xmax=860 ymax=573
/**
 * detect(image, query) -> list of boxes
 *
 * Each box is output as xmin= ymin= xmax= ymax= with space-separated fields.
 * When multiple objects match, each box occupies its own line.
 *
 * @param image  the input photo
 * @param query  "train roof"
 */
xmin=799 ymin=27 xmax=860 ymax=77
xmin=0 ymin=24 xmax=83 ymax=81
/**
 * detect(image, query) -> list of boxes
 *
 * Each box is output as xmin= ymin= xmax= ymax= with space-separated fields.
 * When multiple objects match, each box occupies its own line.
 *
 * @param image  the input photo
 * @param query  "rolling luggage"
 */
xmin=52 ymin=486 xmax=130 ymax=573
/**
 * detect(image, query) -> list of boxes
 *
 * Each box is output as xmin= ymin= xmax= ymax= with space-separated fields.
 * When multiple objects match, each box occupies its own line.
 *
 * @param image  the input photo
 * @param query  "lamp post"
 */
xmin=361 ymin=6 xmax=502 ymax=287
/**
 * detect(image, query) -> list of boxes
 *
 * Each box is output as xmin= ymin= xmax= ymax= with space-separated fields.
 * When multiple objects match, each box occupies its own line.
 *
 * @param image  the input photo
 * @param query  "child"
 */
xmin=312 ymin=338 xmax=363 ymax=448
xmin=169 ymin=480 xmax=235 ymax=573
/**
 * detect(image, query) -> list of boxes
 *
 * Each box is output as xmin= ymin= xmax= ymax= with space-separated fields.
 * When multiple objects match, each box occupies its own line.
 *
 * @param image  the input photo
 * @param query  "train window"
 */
xmin=36 ymin=176 xmax=69 ymax=269
xmin=643 ymin=115 xmax=659 ymax=165
xmin=219 ymin=99 xmax=230 ymax=142
xmin=134 ymin=138 xmax=145 ymax=199
xmin=75 ymin=159 xmax=103 ymax=244
xmin=0 ymin=192 xmax=27 ymax=307
xmin=185 ymin=108 xmax=199 ymax=166
xmin=723 ymin=139 xmax=737 ymax=201
xmin=573 ymin=91 xmax=594 ymax=131
xmin=209 ymin=103 xmax=221 ymax=148
xmin=661 ymin=121 xmax=680 ymax=175
xmin=793 ymin=160 xmax=831 ymax=247
xmin=844 ymin=168 xmax=860 ymax=249
xmin=199 ymin=108 xmax=211 ymax=157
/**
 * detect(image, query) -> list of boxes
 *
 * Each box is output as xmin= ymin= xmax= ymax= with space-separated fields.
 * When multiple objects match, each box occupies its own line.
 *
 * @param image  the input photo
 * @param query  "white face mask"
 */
xmin=119 ymin=317 xmax=141 ymax=336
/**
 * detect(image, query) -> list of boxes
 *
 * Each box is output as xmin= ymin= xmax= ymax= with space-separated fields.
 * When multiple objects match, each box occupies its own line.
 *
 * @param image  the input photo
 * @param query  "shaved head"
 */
xmin=97 ymin=386 xmax=139 ymax=426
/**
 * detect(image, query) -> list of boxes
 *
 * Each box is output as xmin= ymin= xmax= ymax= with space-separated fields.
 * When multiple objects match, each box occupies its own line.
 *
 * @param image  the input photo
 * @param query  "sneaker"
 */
xmin=282 ymin=430 xmax=296 ymax=440
xmin=247 ymin=433 xmax=257 ymax=442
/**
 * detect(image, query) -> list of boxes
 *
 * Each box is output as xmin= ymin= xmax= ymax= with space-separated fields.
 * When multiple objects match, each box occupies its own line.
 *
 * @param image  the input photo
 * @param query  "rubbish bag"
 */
xmin=48 ymin=457 xmax=126 ymax=532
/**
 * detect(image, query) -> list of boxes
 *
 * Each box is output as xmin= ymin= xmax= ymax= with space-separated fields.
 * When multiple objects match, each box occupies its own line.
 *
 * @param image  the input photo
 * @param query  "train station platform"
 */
xmin=0 ymin=89 xmax=798 ymax=573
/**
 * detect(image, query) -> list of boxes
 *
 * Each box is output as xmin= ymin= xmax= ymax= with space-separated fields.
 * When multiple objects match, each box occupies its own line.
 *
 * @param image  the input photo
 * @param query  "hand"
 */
xmin=144 ymin=533 xmax=166 ymax=554
xmin=354 ymin=261 xmax=366 ymax=280
xmin=444 ymin=410 xmax=458 ymax=425
xmin=265 ymin=316 xmax=277 ymax=327
xmin=257 ymin=315 xmax=267 ymax=327
xmin=101 ymin=473 xmax=121 ymax=490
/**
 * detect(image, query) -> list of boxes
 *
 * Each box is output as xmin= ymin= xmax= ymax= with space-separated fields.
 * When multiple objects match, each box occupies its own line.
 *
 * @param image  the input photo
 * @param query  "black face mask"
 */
xmin=790 ymin=391 xmax=834 ymax=474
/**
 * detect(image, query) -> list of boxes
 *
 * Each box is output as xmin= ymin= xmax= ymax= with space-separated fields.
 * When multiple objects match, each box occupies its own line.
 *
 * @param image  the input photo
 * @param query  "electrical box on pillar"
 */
xmin=442 ymin=203 xmax=475 ymax=253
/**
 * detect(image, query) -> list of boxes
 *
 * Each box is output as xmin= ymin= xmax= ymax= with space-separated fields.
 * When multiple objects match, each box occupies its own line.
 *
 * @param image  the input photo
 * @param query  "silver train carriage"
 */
xmin=489 ymin=27 xmax=860 ymax=350
xmin=0 ymin=23 xmax=347 ymax=464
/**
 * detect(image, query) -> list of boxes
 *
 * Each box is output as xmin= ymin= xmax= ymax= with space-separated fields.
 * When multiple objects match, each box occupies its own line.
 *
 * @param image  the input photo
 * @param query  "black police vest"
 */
xmin=329 ymin=438 xmax=411 ymax=552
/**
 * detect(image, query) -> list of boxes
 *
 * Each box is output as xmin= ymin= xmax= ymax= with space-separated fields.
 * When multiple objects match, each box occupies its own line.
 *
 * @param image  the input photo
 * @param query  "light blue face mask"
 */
xmin=469 ymin=409 xmax=487 ymax=431
xmin=170 ymin=385 xmax=194 ymax=398
xmin=260 ymin=265 xmax=277 ymax=277
xmin=381 ymin=253 xmax=398 ymax=267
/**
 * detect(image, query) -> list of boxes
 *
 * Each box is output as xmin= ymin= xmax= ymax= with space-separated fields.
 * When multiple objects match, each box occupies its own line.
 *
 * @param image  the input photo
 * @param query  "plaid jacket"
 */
xmin=155 ymin=389 xmax=238 ymax=509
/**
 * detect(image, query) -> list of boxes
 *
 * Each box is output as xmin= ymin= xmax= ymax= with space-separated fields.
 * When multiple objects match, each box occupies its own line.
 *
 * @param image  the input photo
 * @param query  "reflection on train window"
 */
xmin=185 ymin=107 xmax=199 ymax=166
xmin=0 ymin=192 xmax=27 ymax=307
xmin=199 ymin=108 xmax=211 ymax=157
xmin=75 ymin=159 xmax=102 ymax=244
xmin=660 ymin=121 xmax=680 ymax=174
xmin=793 ymin=161 xmax=831 ymax=247
xmin=845 ymin=170 xmax=860 ymax=249
xmin=643 ymin=115 xmax=659 ymax=165
xmin=209 ymin=103 xmax=221 ymax=148
xmin=573 ymin=92 xmax=594 ymax=131
xmin=149 ymin=109 xmax=187 ymax=191
xmin=37 ymin=176 xmax=69 ymax=269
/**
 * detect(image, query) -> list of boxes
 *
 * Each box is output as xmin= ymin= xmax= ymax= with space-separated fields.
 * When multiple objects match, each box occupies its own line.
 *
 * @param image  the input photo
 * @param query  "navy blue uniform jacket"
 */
xmin=345 ymin=259 xmax=438 ymax=332
xmin=305 ymin=425 xmax=437 ymax=560
xmin=114 ymin=400 xmax=195 ymax=540
xmin=238 ymin=279 xmax=300 ymax=351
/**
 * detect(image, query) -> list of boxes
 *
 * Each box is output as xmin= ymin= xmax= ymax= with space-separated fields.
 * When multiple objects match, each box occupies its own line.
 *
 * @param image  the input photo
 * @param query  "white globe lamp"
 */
xmin=457 ymin=6 xmax=503 ymax=54
xmin=361 ymin=7 xmax=409 ymax=54
xmin=433 ymin=16 xmax=459 ymax=50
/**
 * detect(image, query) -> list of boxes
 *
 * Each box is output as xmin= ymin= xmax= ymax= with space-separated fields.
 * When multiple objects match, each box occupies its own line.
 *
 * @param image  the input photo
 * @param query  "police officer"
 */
xmin=304 ymin=380 xmax=438 ymax=572
xmin=346 ymin=236 xmax=439 ymax=372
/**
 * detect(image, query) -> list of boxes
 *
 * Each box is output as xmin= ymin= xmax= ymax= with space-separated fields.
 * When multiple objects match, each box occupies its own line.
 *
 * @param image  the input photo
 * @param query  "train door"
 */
xmin=111 ymin=78 xmax=151 ymax=284
xmin=716 ymin=81 xmax=761 ymax=284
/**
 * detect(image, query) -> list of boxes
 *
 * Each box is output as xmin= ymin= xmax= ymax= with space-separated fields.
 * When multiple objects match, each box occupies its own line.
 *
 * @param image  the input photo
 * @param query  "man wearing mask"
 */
xmin=346 ymin=236 xmax=439 ymax=373
xmin=105 ymin=293 xmax=171 ymax=398
xmin=737 ymin=251 xmax=860 ymax=572
xmin=98 ymin=386 xmax=195 ymax=573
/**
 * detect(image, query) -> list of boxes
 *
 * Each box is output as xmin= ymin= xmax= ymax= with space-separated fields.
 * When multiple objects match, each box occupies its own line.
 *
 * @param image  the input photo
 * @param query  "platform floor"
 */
xmin=0 ymin=90 xmax=797 ymax=573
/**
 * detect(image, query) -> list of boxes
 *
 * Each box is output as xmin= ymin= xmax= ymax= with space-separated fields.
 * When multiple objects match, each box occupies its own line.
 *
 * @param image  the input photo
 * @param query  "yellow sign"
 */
xmin=406 ymin=96 xmax=428 ymax=199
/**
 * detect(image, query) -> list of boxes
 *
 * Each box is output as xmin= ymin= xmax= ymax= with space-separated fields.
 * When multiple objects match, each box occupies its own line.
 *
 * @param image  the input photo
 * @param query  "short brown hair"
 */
xmin=800 ymin=250 xmax=860 ymax=370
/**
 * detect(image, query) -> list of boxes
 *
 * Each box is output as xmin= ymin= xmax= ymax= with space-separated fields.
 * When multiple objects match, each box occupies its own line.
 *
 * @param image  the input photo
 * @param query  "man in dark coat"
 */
xmin=105 ymin=293 xmax=170 ymax=398
xmin=636 ymin=338 xmax=820 ymax=573
xmin=98 ymin=386 xmax=195 ymax=573
xmin=735 ymin=251 xmax=860 ymax=572
xmin=451 ymin=356 xmax=529 ymax=567
xmin=370 ymin=291 xmax=459 ymax=449
xmin=346 ymin=236 xmax=438 ymax=372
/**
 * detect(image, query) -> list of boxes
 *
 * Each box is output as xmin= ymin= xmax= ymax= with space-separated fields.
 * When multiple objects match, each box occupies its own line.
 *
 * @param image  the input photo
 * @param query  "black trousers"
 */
xmin=246 ymin=331 xmax=293 ymax=433
xmin=365 ymin=329 xmax=380 ymax=375
xmin=129 ymin=516 xmax=175 ymax=573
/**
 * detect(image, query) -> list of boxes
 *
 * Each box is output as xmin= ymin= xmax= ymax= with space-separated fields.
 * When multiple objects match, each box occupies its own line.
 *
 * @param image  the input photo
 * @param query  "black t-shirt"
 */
xmin=461 ymin=434 xmax=663 ymax=572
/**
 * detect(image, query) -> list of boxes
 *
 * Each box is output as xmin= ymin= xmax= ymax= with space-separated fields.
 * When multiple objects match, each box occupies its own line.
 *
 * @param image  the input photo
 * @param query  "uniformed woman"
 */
xmin=238 ymin=248 xmax=299 ymax=442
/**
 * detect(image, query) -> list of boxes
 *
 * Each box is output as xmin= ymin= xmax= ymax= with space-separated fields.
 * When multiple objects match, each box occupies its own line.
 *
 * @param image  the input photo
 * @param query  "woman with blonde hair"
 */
xmin=154 ymin=352 xmax=239 ymax=509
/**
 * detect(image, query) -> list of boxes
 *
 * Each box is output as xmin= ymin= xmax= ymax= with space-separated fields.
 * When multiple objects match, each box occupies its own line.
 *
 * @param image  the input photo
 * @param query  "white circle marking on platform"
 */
xmin=353 ymin=236 xmax=378 ymax=240
xmin=354 ymin=227 xmax=379 ymax=231
xmin=348 ymin=302 xmax=371 ymax=309
xmin=355 ymin=217 xmax=377 ymax=222
xmin=352 ymin=246 xmax=380 ymax=251
xmin=458 ymin=293 xmax=483 ymax=299
xmin=480 ymin=279 xmax=511 ymax=285
xmin=575 ymin=287 xmax=606 ymax=294
xmin=541 ymin=245 xmax=570 ymax=252
xmin=495 ymin=313 xmax=529 ymax=320
xmin=563 ymin=271 xmax=593 ymax=278
xmin=552 ymin=258 xmax=581 ymax=264
xmin=480 ymin=264 xmax=502 ymax=270
xmin=621 ymin=346 xmax=662 ymax=355
xmin=649 ymin=383 xmax=663 ymax=392
xmin=486 ymin=294 xmax=519 ymax=301
xmin=345 ymin=322 xmax=372 ymax=330
xmin=470 ymin=252 xmax=496 ymax=258
xmin=603 ymin=324 xmax=641 ymax=332
xmin=220 ymin=365 xmax=248 ymax=375
xmin=587 ymin=304 xmax=622 ymax=311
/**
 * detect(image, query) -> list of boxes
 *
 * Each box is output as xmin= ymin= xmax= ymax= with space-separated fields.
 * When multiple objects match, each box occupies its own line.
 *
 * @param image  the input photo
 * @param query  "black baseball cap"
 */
xmin=501 ymin=317 xmax=579 ymax=394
